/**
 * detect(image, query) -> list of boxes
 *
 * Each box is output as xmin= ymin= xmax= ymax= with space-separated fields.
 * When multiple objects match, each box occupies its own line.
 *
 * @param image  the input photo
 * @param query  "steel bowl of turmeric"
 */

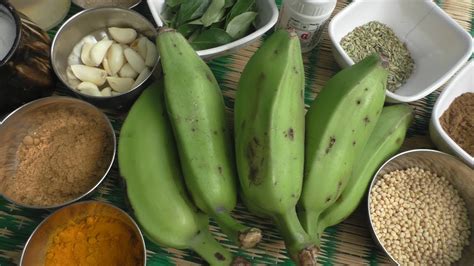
xmin=20 ymin=200 xmax=146 ymax=266
xmin=0 ymin=96 xmax=116 ymax=209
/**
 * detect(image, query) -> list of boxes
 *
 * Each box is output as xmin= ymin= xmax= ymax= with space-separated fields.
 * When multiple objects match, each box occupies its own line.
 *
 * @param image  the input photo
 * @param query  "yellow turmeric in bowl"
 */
xmin=45 ymin=215 xmax=143 ymax=266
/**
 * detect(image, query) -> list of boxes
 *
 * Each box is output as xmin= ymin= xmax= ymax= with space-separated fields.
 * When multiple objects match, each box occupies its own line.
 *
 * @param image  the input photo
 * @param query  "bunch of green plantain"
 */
xmin=118 ymin=25 xmax=413 ymax=266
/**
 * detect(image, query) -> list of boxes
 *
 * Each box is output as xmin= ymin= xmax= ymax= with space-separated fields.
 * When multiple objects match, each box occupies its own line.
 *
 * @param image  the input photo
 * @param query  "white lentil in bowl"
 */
xmin=367 ymin=149 xmax=474 ymax=265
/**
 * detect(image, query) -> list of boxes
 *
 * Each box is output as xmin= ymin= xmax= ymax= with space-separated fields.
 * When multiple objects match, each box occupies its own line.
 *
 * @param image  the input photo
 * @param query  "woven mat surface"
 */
xmin=0 ymin=0 xmax=472 ymax=265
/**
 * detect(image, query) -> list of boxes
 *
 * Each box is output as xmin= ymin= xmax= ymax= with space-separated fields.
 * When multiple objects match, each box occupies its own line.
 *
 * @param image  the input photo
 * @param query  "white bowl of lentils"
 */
xmin=368 ymin=149 xmax=473 ymax=265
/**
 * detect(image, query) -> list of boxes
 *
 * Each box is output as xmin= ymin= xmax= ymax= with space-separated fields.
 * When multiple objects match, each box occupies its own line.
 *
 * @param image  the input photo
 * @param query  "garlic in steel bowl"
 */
xmin=51 ymin=7 xmax=159 ymax=109
xmin=66 ymin=27 xmax=157 ymax=97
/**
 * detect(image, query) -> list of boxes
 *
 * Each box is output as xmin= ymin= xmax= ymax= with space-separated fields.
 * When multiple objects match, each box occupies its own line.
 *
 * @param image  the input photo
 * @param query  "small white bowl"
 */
xmin=430 ymin=60 xmax=473 ymax=168
xmin=328 ymin=0 xmax=473 ymax=103
xmin=147 ymin=0 xmax=278 ymax=59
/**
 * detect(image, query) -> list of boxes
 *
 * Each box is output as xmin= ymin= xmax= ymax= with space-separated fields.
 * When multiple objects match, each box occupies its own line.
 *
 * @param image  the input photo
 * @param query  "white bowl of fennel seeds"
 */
xmin=328 ymin=0 xmax=472 ymax=103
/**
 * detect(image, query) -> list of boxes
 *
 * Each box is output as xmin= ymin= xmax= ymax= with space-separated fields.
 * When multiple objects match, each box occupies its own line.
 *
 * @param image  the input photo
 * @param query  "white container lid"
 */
xmin=285 ymin=0 xmax=337 ymax=17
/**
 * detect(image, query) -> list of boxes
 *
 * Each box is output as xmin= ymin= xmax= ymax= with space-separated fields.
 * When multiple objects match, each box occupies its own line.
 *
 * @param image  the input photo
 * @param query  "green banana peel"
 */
xmin=156 ymin=28 xmax=261 ymax=249
xmin=234 ymin=29 xmax=317 ymax=265
xmin=299 ymin=54 xmax=388 ymax=239
xmin=316 ymin=104 xmax=413 ymax=242
xmin=118 ymin=82 xmax=240 ymax=265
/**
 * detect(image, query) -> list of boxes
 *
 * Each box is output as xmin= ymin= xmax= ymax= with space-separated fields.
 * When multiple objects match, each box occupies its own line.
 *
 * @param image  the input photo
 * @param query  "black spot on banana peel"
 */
xmin=325 ymin=136 xmax=336 ymax=154
xmin=287 ymin=128 xmax=294 ymax=140
xmin=214 ymin=252 xmax=225 ymax=261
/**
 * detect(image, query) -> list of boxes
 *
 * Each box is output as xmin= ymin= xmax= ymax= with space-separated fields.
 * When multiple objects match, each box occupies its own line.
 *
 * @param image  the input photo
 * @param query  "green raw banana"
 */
xmin=234 ymin=29 xmax=316 ymax=265
xmin=298 ymin=54 xmax=388 ymax=239
xmin=315 ymin=104 xmax=413 ymax=241
xmin=156 ymin=28 xmax=261 ymax=249
xmin=118 ymin=82 xmax=240 ymax=265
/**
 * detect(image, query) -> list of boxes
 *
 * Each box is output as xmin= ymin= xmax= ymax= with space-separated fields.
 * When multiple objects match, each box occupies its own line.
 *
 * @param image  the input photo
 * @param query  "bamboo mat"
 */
xmin=0 ymin=0 xmax=472 ymax=265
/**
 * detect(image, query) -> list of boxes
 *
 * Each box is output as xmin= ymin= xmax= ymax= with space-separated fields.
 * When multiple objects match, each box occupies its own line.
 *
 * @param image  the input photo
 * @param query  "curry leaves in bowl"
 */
xmin=162 ymin=0 xmax=258 ymax=50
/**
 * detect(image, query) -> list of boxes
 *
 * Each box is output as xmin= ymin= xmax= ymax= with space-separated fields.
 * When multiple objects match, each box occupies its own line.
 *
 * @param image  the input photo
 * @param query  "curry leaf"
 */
xmin=201 ymin=0 xmax=226 ymax=27
xmin=225 ymin=11 xmax=257 ymax=39
xmin=224 ymin=0 xmax=236 ymax=8
xmin=176 ymin=0 xmax=211 ymax=27
xmin=190 ymin=28 xmax=233 ymax=50
xmin=166 ymin=0 xmax=183 ymax=7
xmin=177 ymin=24 xmax=201 ymax=38
xmin=225 ymin=0 xmax=255 ymax=26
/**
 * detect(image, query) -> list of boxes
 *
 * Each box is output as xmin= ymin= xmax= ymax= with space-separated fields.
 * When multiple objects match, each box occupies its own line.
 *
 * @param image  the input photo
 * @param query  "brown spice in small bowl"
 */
xmin=439 ymin=92 xmax=474 ymax=156
xmin=2 ymin=106 xmax=114 ymax=207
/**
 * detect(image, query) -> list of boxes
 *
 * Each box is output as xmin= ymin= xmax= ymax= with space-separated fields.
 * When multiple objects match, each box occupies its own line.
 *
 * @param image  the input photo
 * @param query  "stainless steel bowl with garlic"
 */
xmin=51 ymin=7 xmax=158 ymax=109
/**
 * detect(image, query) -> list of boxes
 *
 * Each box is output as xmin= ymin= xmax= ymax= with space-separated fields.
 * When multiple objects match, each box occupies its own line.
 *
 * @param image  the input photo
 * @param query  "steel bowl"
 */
xmin=0 ymin=97 xmax=116 ymax=209
xmin=51 ymin=7 xmax=158 ymax=109
xmin=73 ymin=0 xmax=142 ymax=9
xmin=367 ymin=149 xmax=474 ymax=265
xmin=20 ymin=201 xmax=146 ymax=266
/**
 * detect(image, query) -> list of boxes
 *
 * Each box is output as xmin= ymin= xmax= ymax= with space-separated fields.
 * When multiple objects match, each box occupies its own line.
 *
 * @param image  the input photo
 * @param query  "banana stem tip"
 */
xmin=239 ymin=228 xmax=262 ymax=249
xmin=298 ymin=245 xmax=319 ymax=266
xmin=158 ymin=27 xmax=176 ymax=34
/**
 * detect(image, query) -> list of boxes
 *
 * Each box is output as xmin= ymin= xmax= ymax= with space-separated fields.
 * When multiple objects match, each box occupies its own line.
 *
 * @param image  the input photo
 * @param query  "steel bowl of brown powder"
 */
xmin=0 ymin=96 xmax=115 ymax=208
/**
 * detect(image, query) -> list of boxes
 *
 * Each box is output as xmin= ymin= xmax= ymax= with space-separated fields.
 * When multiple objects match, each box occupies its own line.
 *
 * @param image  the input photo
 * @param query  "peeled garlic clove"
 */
xmin=132 ymin=68 xmax=151 ymax=88
xmin=66 ymin=66 xmax=81 ymax=89
xmin=77 ymin=81 xmax=99 ymax=90
xmin=119 ymin=63 xmax=138 ymax=79
xmin=90 ymin=37 xmax=113 ymax=66
xmin=81 ymin=42 xmax=96 ymax=66
xmin=109 ymin=27 xmax=137 ymax=44
xmin=66 ymin=66 xmax=78 ymax=80
xmin=145 ymin=38 xmax=158 ymax=67
xmin=107 ymin=77 xmax=134 ymax=93
xmin=103 ymin=58 xmax=112 ymax=76
xmin=77 ymin=82 xmax=102 ymax=96
xmin=131 ymin=36 xmax=148 ymax=60
xmin=107 ymin=44 xmax=125 ymax=76
xmin=101 ymin=87 xmax=112 ymax=97
xmin=124 ymin=48 xmax=145 ymax=73
xmin=111 ymin=91 xmax=122 ymax=96
xmin=68 ymin=35 xmax=96 ymax=65
xmin=70 ymin=65 xmax=107 ymax=86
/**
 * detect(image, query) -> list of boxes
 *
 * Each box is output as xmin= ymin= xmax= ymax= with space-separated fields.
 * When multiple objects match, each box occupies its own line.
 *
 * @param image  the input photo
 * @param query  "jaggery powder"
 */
xmin=3 ymin=106 xmax=113 ymax=206
xmin=45 ymin=215 xmax=143 ymax=266
xmin=439 ymin=92 xmax=474 ymax=156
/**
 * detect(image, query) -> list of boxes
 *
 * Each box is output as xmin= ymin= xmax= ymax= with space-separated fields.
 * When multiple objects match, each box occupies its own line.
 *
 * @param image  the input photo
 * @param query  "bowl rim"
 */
xmin=19 ymin=200 xmax=147 ymax=266
xmin=430 ymin=60 xmax=474 ymax=166
xmin=50 ymin=6 xmax=159 ymax=100
xmin=72 ymin=0 xmax=142 ymax=10
xmin=0 ymin=96 xmax=117 ymax=210
xmin=366 ymin=148 xmax=472 ymax=264
xmin=328 ymin=0 xmax=473 ymax=103
xmin=146 ymin=0 xmax=279 ymax=58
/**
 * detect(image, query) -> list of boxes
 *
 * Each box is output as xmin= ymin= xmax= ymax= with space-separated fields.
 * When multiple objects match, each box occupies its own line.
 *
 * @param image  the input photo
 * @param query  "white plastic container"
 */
xmin=278 ymin=0 xmax=336 ymax=53
xmin=328 ymin=0 xmax=473 ymax=103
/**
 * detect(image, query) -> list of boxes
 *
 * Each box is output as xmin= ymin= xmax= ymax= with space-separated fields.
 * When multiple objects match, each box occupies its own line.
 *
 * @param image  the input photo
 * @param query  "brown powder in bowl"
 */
xmin=3 ymin=106 xmax=114 ymax=207
xmin=439 ymin=92 xmax=474 ymax=156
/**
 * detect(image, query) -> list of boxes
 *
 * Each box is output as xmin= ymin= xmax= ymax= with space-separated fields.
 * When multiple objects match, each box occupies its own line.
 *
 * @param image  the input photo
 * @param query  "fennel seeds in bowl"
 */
xmin=341 ymin=21 xmax=415 ymax=92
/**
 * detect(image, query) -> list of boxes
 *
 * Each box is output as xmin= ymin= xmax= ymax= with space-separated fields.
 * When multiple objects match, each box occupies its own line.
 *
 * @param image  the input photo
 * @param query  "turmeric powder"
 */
xmin=45 ymin=215 xmax=144 ymax=266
